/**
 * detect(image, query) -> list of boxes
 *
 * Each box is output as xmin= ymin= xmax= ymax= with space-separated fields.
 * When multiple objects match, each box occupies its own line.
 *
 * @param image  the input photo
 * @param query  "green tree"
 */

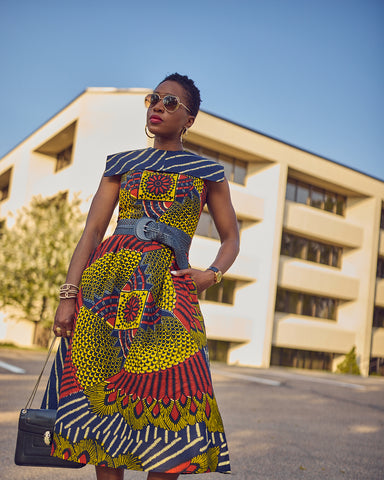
xmin=0 ymin=193 xmax=86 ymax=346
xmin=336 ymin=346 xmax=361 ymax=375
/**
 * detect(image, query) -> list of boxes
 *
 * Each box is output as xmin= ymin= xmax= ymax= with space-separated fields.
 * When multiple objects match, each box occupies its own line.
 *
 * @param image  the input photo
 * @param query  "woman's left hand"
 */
xmin=171 ymin=268 xmax=215 ymax=294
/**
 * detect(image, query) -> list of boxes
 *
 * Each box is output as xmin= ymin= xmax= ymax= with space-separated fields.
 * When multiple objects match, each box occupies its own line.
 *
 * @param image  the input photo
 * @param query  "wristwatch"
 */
xmin=207 ymin=266 xmax=223 ymax=284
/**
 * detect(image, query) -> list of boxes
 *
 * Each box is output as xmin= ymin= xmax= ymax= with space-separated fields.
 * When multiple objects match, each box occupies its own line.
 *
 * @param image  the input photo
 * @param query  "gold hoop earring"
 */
xmin=145 ymin=125 xmax=155 ymax=139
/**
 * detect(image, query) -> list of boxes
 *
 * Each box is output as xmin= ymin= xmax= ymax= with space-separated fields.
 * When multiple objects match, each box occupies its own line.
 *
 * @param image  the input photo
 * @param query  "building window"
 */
xmin=35 ymin=121 xmax=76 ymax=174
xmin=55 ymin=145 xmax=73 ymax=172
xmin=281 ymin=232 xmax=342 ymax=268
xmin=0 ymin=168 xmax=12 ymax=202
xmin=207 ymin=340 xmax=229 ymax=362
xmin=270 ymin=346 xmax=334 ymax=371
xmin=199 ymin=278 xmax=236 ymax=304
xmin=184 ymin=141 xmax=247 ymax=185
xmin=373 ymin=307 xmax=384 ymax=328
xmin=369 ymin=357 xmax=384 ymax=376
xmin=275 ymin=288 xmax=338 ymax=320
xmin=377 ymin=257 xmax=384 ymax=279
xmin=380 ymin=209 xmax=384 ymax=229
xmin=286 ymin=178 xmax=346 ymax=216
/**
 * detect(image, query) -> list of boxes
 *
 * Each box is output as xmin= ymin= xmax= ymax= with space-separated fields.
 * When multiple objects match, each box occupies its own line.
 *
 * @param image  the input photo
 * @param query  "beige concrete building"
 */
xmin=1 ymin=87 xmax=383 ymax=376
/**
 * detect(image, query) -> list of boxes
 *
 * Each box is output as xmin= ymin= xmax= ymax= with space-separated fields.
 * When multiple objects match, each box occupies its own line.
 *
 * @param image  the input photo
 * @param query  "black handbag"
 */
xmin=14 ymin=338 xmax=85 ymax=468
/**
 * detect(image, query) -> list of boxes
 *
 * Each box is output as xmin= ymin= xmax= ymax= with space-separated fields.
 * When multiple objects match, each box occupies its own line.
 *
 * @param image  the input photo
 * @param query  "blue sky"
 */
xmin=0 ymin=0 xmax=383 ymax=179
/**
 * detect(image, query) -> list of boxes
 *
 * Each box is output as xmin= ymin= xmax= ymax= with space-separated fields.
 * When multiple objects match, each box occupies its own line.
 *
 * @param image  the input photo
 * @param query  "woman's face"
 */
xmin=146 ymin=80 xmax=195 ymax=140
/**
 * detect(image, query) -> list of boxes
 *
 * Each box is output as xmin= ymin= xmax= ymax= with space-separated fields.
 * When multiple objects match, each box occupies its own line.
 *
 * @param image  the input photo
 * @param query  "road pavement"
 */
xmin=1 ymin=347 xmax=383 ymax=480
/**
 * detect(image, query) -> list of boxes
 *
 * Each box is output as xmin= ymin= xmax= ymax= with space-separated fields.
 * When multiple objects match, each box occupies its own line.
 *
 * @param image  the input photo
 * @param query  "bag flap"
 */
xmin=18 ymin=409 xmax=56 ymax=433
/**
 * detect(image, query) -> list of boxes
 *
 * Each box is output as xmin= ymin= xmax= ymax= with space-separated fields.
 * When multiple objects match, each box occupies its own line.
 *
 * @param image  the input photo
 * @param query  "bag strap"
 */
xmin=24 ymin=336 xmax=57 ymax=410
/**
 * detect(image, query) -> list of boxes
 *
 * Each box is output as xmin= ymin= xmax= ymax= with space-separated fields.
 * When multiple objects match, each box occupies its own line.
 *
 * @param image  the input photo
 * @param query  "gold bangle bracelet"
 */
xmin=59 ymin=283 xmax=79 ymax=291
xmin=59 ymin=283 xmax=79 ymax=300
xmin=59 ymin=292 xmax=78 ymax=299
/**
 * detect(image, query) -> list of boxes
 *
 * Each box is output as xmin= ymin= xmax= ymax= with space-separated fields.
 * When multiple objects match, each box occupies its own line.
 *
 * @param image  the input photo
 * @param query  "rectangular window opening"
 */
xmin=286 ymin=177 xmax=346 ymax=216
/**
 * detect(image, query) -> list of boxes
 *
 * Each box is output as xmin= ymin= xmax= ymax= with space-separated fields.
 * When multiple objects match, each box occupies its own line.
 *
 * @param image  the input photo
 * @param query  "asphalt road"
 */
xmin=1 ymin=347 xmax=383 ymax=480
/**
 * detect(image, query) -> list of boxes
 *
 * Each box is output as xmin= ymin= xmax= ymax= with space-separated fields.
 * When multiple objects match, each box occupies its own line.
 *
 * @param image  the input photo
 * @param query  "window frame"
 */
xmin=286 ymin=178 xmax=346 ymax=217
xmin=275 ymin=287 xmax=338 ymax=321
xmin=281 ymin=231 xmax=342 ymax=269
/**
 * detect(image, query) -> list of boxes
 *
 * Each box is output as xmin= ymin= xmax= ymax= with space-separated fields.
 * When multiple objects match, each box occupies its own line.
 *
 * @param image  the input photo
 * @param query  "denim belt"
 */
xmin=113 ymin=217 xmax=191 ymax=270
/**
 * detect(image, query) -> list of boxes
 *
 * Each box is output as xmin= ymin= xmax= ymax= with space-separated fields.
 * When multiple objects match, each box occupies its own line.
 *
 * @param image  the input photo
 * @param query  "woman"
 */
xmin=43 ymin=73 xmax=239 ymax=479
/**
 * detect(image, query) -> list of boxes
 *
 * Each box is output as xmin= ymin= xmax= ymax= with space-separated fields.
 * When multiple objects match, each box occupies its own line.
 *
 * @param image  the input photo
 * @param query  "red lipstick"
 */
xmin=150 ymin=115 xmax=163 ymax=124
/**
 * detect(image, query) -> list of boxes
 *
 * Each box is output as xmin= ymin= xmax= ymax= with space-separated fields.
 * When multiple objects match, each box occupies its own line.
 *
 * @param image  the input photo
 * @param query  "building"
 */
xmin=1 ymin=87 xmax=383 ymax=376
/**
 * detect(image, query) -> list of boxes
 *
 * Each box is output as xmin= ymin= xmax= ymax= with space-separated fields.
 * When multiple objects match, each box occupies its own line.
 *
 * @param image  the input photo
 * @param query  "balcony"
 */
xmin=283 ymin=201 xmax=363 ymax=248
xmin=201 ymin=302 xmax=253 ymax=343
xmin=278 ymin=256 xmax=359 ymax=301
xmin=273 ymin=312 xmax=355 ymax=353
xmin=230 ymin=187 xmax=264 ymax=221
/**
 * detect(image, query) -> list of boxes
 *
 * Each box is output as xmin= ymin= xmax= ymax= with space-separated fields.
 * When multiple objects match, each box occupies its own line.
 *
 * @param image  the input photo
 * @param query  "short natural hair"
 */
xmin=159 ymin=73 xmax=201 ymax=117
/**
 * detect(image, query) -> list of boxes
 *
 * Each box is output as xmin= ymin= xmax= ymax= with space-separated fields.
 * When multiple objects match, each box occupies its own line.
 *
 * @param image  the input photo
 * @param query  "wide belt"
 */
xmin=113 ymin=217 xmax=191 ymax=270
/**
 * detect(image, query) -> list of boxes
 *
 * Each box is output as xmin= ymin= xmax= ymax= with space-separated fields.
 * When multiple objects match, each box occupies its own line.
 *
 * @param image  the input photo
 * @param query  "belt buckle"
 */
xmin=135 ymin=217 xmax=157 ymax=241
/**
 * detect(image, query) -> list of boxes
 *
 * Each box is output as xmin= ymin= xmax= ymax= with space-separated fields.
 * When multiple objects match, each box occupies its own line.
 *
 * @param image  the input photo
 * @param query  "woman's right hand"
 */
xmin=53 ymin=299 xmax=76 ymax=338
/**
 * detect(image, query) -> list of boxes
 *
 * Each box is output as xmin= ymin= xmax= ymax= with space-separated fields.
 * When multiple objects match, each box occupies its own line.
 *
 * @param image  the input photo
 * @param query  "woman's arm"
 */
xmin=172 ymin=178 xmax=240 ymax=293
xmin=53 ymin=175 xmax=121 ymax=337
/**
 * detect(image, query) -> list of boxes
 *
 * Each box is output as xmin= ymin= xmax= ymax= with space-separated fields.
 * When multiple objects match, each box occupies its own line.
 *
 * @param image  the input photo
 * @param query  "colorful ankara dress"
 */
xmin=42 ymin=148 xmax=231 ymax=474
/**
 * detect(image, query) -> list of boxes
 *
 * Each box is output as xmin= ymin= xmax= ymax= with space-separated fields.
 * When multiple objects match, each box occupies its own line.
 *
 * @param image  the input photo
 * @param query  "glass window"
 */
xmin=302 ymin=295 xmax=315 ymax=317
xmin=271 ymin=347 xmax=334 ymax=371
xmin=292 ymin=236 xmax=307 ymax=259
xmin=222 ymin=278 xmax=236 ymax=304
xmin=336 ymin=195 xmax=345 ymax=216
xmin=288 ymin=292 xmax=300 ymax=314
xmin=286 ymin=181 xmax=296 ymax=201
xmin=55 ymin=145 xmax=73 ymax=172
xmin=287 ymin=177 xmax=346 ymax=216
xmin=308 ymin=241 xmax=320 ymax=263
xmin=331 ymin=247 xmax=341 ymax=268
xmin=207 ymin=340 xmax=229 ymax=362
xmin=203 ymin=283 xmax=222 ymax=303
xmin=381 ymin=209 xmax=384 ymax=229
xmin=324 ymin=192 xmax=337 ymax=213
xmin=377 ymin=258 xmax=384 ymax=279
xmin=275 ymin=288 xmax=286 ymax=312
xmin=296 ymin=184 xmax=309 ymax=205
xmin=199 ymin=279 xmax=236 ymax=305
xmin=0 ymin=168 xmax=12 ymax=202
xmin=328 ymin=298 xmax=337 ymax=320
xmin=310 ymin=187 xmax=324 ymax=209
xmin=373 ymin=307 xmax=384 ymax=328
xmin=282 ymin=232 xmax=342 ymax=268
xmin=319 ymin=244 xmax=331 ymax=265
xmin=281 ymin=232 xmax=292 ymax=256
xmin=275 ymin=289 xmax=338 ymax=320
xmin=315 ymin=297 xmax=329 ymax=319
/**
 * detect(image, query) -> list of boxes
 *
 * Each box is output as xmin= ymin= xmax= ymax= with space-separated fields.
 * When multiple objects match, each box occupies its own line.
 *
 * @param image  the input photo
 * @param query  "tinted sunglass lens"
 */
xmin=163 ymin=95 xmax=179 ymax=112
xmin=145 ymin=94 xmax=160 ymax=108
xmin=150 ymin=94 xmax=161 ymax=106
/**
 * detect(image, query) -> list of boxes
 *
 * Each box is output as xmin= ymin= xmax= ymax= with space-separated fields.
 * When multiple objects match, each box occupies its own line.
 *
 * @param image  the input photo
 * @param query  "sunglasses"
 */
xmin=144 ymin=93 xmax=192 ymax=113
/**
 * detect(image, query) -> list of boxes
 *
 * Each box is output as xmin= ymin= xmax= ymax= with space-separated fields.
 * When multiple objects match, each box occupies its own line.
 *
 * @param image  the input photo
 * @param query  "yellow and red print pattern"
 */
xmin=43 ymin=163 xmax=230 ymax=474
